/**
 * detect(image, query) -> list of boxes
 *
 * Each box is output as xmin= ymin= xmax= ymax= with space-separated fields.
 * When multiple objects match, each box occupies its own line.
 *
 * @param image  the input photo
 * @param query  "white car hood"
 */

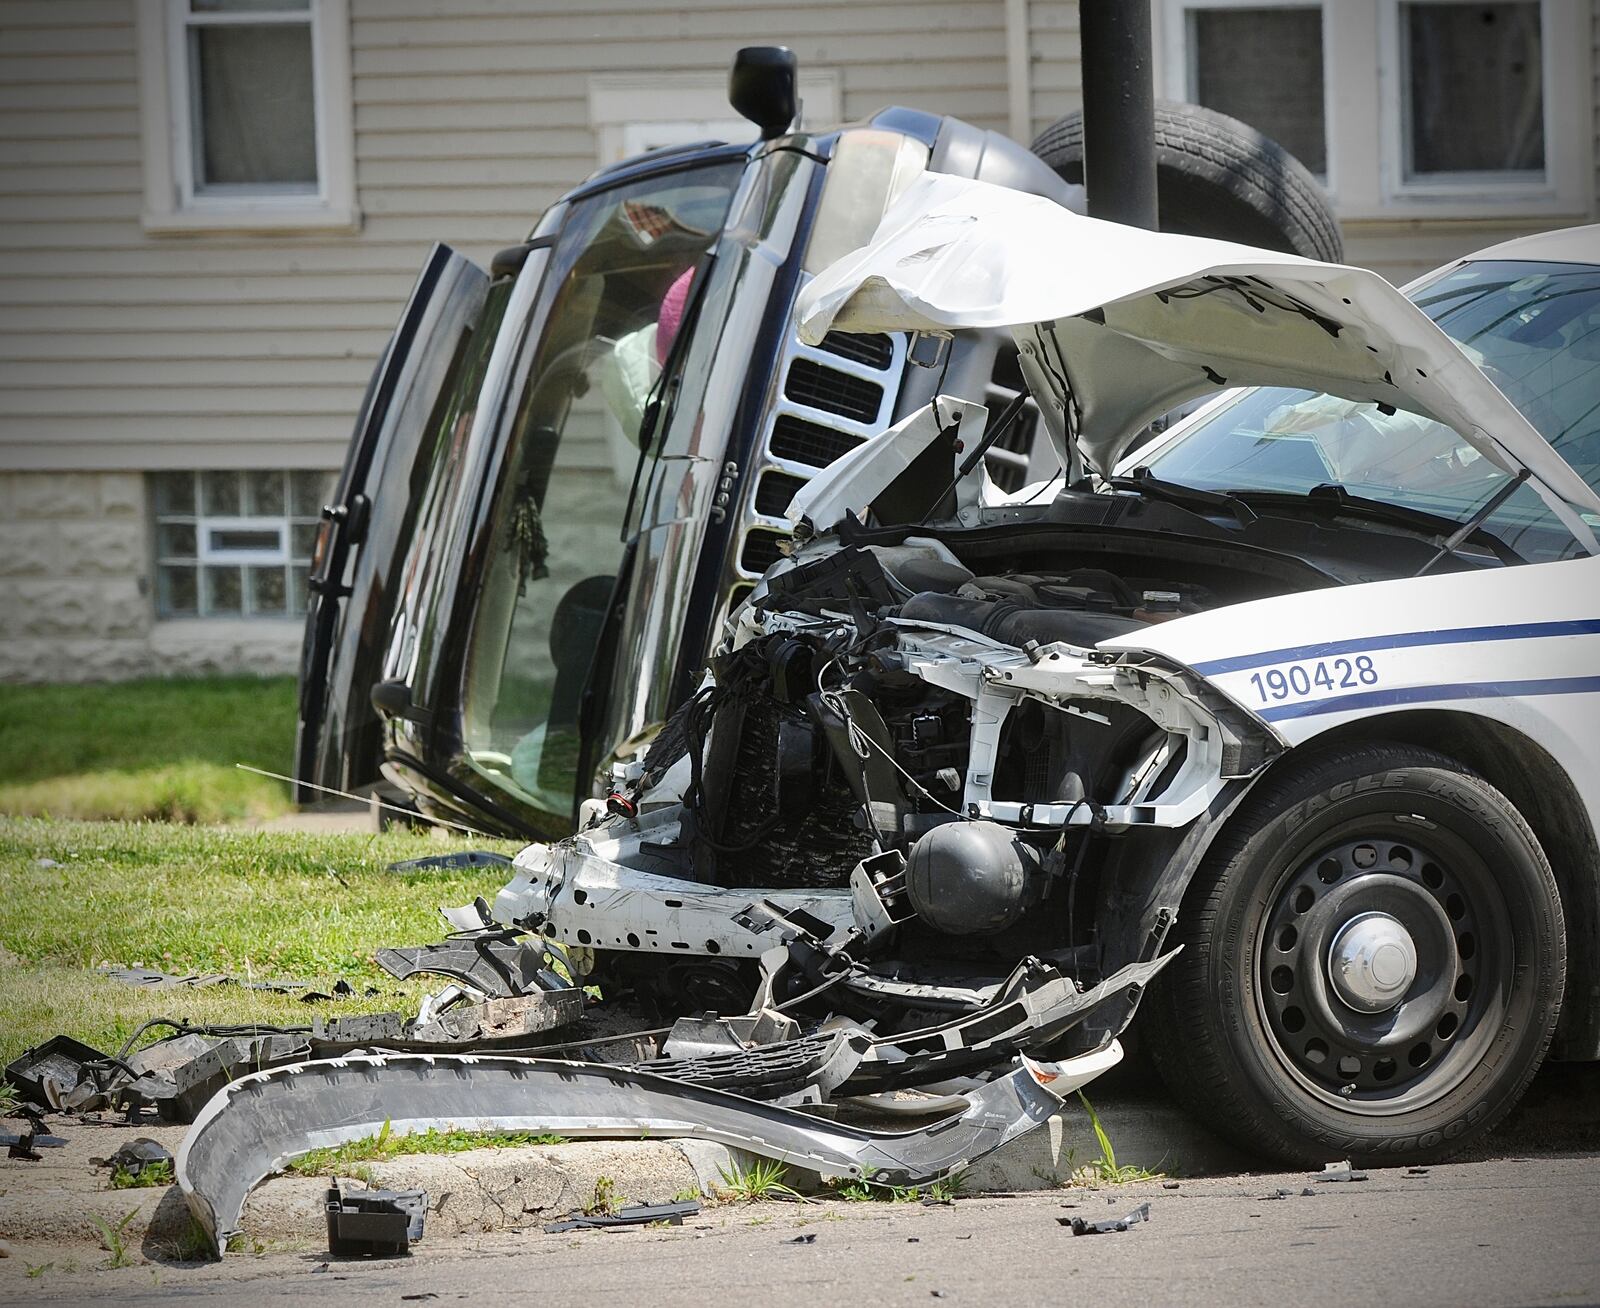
xmin=795 ymin=173 xmax=1600 ymax=522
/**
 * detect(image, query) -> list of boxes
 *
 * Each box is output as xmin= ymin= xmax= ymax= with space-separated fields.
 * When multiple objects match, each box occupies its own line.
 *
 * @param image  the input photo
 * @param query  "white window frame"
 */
xmin=1158 ymin=0 xmax=1333 ymax=189
xmin=136 ymin=0 xmax=359 ymax=234
xmin=1376 ymin=0 xmax=1586 ymax=211
xmin=1156 ymin=0 xmax=1592 ymax=222
xmin=588 ymin=70 xmax=842 ymax=168
xmin=196 ymin=519 xmax=289 ymax=568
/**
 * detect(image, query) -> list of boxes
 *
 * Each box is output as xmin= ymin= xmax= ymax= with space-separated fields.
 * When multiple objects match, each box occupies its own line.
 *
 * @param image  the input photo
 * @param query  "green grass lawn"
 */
xmin=0 ymin=676 xmax=297 ymax=822
xmin=0 ymin=817 xmax=522 ymax=1067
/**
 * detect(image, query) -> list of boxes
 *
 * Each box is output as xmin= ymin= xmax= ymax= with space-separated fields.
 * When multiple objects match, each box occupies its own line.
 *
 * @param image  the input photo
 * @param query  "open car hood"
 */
xmin=795 ymin=173 xmax=1600 ymax=523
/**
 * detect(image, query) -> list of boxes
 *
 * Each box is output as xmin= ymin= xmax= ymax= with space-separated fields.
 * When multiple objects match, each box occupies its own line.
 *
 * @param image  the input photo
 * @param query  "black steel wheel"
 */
xmin=1147 ymin=742 xmax=1564 ymax=1165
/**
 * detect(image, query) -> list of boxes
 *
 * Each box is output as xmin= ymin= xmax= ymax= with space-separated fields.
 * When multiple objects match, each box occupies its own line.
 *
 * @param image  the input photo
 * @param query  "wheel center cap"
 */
xmin=1328 ymin=911 xmax=1418 ymax=1013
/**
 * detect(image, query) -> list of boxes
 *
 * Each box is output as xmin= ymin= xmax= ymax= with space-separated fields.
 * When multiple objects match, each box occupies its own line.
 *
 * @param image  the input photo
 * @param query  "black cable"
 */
xmin=114 ymin=1017 xmax=314 ymax=1062
xmin=772 ymin=968 xmax=848 ymax=1011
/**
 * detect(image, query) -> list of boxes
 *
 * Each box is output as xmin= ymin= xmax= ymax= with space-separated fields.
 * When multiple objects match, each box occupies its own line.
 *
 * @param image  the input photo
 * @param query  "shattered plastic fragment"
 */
xmin=325 ymin=1181 xmax=427 ymax=1256
xmin=1061 ymin=1202 xmax=1151 ymax=1235
xmin=543 ymin=1200 xmax=701 ymax=1232
xmin=109 ymin=1137 xmax=175 ymax=1180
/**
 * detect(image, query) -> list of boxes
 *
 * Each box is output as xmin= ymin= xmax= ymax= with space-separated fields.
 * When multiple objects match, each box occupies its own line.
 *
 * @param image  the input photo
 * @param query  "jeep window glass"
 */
xmin=457 ymin=163 xmax=742 ymax=817
xmin=1141 ymin=259 xmax=1600 ymax=563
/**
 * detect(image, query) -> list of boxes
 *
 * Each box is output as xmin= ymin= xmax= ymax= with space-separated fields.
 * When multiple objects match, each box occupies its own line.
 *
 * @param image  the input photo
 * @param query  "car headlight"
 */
xmin=803 ymin=128 xmax=929 ymax=275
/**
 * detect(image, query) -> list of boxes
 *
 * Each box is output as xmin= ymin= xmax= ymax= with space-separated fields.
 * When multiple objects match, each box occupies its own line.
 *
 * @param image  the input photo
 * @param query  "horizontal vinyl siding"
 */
xmin=1027 ymin=0 xmax=1081 ymax=144
xmin=0 ymin=0 xmax=1011 ymax=472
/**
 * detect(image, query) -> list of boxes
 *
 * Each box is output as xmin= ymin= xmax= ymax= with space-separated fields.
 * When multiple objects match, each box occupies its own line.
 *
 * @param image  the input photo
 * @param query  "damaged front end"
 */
xmin=484 ymin=513 xmax=1282 ymax=1061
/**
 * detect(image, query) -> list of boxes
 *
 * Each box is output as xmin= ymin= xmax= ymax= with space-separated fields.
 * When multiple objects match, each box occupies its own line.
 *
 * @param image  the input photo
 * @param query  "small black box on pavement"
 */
xmin=325 ymin=1181 xmax=428 ymax=1256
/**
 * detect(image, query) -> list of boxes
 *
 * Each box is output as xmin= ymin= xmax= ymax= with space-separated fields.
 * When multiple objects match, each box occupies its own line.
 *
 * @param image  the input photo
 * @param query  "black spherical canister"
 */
xmin=905 ymin=820 xmax=1040 ymax=935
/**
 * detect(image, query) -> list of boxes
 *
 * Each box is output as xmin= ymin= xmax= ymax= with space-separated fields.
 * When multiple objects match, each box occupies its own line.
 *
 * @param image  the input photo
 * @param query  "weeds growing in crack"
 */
xmin=716 ymin=1157 xmax=801 ymax=1203
xmin=586 ymin=1175 xmax=621 ymax=1217
xmin=92 ymin=1207 xmax=141 ymax=1269
xmin=1073 ymin=1091 xmax=1163 ymax=1184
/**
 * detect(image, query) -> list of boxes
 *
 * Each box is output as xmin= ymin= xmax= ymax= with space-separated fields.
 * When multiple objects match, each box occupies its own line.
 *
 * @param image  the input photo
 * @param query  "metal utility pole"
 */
xmin=1078 ymin=0 xmax=1159 ymax=229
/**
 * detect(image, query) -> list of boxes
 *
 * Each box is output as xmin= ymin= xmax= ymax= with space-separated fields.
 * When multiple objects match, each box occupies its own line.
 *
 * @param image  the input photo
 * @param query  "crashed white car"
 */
xmin=490 ymin=177 xmax=1600 ymax=1165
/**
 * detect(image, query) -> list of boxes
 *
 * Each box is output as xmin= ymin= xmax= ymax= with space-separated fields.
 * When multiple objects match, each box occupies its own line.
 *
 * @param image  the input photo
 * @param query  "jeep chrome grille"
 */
xmin=733 ymin=321 xmax=907 ymax=584
xmin=816 ymin=331 xmax=895 ymax=369
xmin=753 ymin=469 xmax=807 ymax=516
xmin=783 ymin=358 xmax=885 ymax=423
xmin=767 ymin=414 xmax=860 ymax=469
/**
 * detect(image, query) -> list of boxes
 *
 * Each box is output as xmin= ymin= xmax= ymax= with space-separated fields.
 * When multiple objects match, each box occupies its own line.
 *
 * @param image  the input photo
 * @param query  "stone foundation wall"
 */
xmin=0 ymin=471 xmax=302 ymax=683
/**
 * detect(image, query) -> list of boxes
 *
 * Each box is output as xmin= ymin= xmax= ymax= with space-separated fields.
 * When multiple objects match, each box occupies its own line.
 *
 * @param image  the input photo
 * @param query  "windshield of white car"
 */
xmin=1138 ymin=258 xmax=1600 ymax=564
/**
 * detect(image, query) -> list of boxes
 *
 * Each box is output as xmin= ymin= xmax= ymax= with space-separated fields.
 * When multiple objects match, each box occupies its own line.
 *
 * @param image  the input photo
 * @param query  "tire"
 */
xmin=1145 ymin=741 xmax=1564 ymax=1166
xmin=1030 ymin=100 xmax=1344 ymax=262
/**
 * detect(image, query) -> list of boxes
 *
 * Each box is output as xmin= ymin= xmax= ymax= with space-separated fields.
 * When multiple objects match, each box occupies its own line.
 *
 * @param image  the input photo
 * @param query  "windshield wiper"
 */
xmin=1107 ymin=467 xmax=1258 ymax=527
xmin=1229 ymin=482 xmax=1526 ymax=567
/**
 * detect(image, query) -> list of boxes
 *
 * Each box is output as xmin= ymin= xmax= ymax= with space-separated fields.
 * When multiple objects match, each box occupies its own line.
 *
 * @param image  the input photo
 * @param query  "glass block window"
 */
xmin=150 ymin=470 xmax=333 ymax=618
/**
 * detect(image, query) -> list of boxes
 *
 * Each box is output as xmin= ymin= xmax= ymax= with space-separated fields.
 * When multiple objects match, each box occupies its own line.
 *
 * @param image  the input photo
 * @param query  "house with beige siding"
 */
xmin=1 ymin=0 xmax=1595 ymax=682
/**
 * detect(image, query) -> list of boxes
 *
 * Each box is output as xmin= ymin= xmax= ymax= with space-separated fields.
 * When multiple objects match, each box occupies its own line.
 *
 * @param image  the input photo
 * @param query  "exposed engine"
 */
xmin=597 ymin=537 xmax=1259 ymax=996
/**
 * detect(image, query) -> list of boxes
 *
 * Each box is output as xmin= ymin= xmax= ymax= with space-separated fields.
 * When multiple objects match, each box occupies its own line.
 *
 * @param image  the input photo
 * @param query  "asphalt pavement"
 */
xmin=5 ymin=1155 xmax=1597 ymax=1307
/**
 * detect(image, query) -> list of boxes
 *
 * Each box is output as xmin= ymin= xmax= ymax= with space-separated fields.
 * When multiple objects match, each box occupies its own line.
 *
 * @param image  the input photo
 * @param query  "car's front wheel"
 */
xmin=1147 ymin=742 xmax=1565 ymax=1165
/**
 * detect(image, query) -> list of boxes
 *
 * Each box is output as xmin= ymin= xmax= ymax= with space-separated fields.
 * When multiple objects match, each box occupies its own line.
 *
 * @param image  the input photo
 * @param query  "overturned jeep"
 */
xmin=480 ymin=181 xmax=1600 ymax=1166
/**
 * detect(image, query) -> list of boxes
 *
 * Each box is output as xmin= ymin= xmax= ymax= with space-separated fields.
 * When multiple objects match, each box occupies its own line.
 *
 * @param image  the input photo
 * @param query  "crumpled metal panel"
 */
xmin=374 ymin=933 xmax=557 ymax=997
xmin=177 ymin=1042 xmax=1122 ymax=1257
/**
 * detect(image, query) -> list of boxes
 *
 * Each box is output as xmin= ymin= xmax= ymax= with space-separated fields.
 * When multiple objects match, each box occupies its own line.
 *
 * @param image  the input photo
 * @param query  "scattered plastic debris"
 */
xmin=1315 ymin=1161 xmax=1369 ymax=1183
xmin=543 ymin=1200 xmax=702 ymax=1233
xmin=785 ymin=1233 xmax=818 ymax=1245
xmin=108 ymin=1138 xmax=175 ymax=1182
xmin=2 ymin=1126 xmax=67 ymax=1159
xmin=1061 ymin=1202 xmax=1152 ymax=1235
xmin=97 ymin=967 xmax=308 ymax=993
xmin=325 ymin=1181 xmax=427 ymax=1256
xmin=385 ymin=851 xmax=512 ymax=875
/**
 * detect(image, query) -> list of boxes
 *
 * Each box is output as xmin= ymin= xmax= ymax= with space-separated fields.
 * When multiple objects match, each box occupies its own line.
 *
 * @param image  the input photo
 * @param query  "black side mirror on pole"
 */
xmin=729 ymin=46 xmax=798 ymax=140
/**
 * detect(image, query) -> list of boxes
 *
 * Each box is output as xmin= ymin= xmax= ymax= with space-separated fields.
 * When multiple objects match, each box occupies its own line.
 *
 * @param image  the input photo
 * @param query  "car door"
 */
xmin=378 ymin=161 xmax=748 ymax=838
xmin=293 ymin=244 xmax=491 ymax=802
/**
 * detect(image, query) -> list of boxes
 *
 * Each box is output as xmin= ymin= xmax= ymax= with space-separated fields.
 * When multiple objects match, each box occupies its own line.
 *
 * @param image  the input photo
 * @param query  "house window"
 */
xmin=1183 ymin=3 xmax=1327 ymax=176
xmin=1160 ymin=0 xmax=1590 ymax=219
xmin=1399 ymin=2 xmax=1544 ymax=180
xmin=184 ymin=0 xmax=318 ymax=195
xmin=137 ymin=0 xmax=358 ymax=232
xmin=150 ymin=470 xmax=332 ymax=619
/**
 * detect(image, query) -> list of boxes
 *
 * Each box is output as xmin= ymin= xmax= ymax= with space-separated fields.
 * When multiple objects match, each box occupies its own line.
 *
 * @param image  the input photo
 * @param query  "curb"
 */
xmin=241 ymin=1139 xmax=709 ymax=1245
xmin=0 ymin=1096 xmax=1252 ymax=1259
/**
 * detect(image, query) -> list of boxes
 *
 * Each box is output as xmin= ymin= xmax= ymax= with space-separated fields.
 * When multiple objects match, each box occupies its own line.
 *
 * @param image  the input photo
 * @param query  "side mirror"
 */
xmin=729 ymin=46 xmax=798 ymax=141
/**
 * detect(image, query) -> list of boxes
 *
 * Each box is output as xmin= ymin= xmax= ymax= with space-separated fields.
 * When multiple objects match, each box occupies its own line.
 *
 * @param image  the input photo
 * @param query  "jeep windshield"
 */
xmin=1138 ymin=259 xmax=1600 ymax=564
xmin=456 ymin=162 xmax=743 ymax=816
